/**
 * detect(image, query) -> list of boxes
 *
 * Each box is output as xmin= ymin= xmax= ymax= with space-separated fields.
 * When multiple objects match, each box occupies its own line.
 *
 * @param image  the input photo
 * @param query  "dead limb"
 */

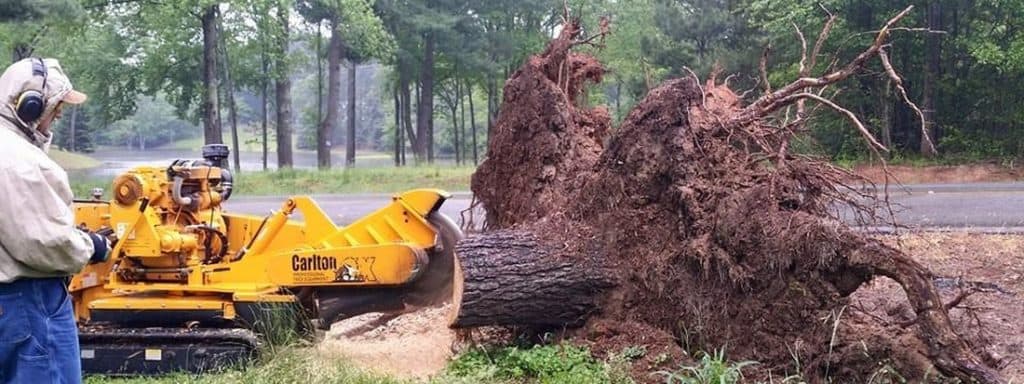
xmin=879 ymin=48 xmax=936 ymax=154
xmin=728 ymin=5 xmax=914 ymax=129
xmin=776 ymin=92 xmax=888 ymax=153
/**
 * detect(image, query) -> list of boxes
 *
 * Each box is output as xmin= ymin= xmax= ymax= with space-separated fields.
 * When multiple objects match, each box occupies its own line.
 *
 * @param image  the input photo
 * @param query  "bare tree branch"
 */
xmin=778 ymin=92 xmax=889 ymax=153
xmin=794 ymin=23 xmax=808 ymax=77
xmin=879 ymin=48 xmax=936 ymax=153
xmin=725 ymin=5 xmax=914 ymax=133
xmin=810 ymin=8 xmax=838 ymax=71
xmin=760 ymin=44 xmax=773 ymax=94
xmin=682 ymin=66 xmax=706 ymax=109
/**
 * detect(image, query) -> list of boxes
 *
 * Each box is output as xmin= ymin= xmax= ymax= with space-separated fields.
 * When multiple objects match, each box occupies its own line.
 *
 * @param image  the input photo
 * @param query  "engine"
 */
xmin=106 ymin=144 xmax=235 ymax=282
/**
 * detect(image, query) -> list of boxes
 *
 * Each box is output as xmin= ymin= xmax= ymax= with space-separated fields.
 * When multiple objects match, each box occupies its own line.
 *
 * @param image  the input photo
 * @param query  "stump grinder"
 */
xmin=69 ymin=145 xmax=463 ymax=375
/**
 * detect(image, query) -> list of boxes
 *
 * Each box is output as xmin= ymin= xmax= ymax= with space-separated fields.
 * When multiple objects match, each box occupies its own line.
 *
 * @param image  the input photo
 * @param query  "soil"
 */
xmin=857 ymin=232 xmax=1024 ymax=382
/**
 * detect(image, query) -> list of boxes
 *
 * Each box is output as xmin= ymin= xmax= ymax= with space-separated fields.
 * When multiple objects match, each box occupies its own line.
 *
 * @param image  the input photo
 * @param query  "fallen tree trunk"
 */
xmin=448 ymin=231 xmax=614 ymax=328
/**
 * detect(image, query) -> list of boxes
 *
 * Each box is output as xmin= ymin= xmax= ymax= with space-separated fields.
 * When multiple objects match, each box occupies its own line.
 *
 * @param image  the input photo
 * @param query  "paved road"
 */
xmin=223 ymin=183 xmax=1024 ymax=229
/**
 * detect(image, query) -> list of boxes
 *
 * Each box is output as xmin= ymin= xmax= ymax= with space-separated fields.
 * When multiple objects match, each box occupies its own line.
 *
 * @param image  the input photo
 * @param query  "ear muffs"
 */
xmin=14 ymin=58 xmax=48 ymax=123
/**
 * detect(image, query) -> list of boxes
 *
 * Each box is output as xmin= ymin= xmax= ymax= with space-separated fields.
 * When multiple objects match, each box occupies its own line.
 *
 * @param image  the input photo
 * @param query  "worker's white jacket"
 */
xmin=0 ymin=65 xmax=93 ymax=283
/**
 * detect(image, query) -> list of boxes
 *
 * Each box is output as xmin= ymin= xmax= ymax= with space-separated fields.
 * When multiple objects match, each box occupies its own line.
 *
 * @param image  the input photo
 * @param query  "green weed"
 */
xmin=443 ymin=343 xmax=632 ymax=384
xmin=655 ymin=349 xmax=757 ymax=384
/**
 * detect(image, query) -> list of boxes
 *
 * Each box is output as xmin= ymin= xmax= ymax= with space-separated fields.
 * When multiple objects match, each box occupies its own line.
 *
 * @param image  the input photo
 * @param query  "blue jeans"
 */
xmin=0 ymin=278 xmax=80 ymax=384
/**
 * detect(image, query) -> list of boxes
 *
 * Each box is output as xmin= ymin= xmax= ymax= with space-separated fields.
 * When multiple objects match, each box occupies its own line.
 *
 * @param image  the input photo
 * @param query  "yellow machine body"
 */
xmin=70 ymin=163 xmax=454 ymax=326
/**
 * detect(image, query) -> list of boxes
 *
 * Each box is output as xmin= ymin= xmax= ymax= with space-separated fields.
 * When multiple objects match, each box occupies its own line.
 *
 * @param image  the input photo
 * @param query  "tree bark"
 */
xmin=201 ymin=5 xmax=223 ymax=145
xmin=452 ymin=76 xmax=462 ymax=166
xmin=346 ymin=61 xmax=357 ymax=167
xmin=394 ymin=85 xmax=401 ymax=167
xmin=219 ymin=18 xmax=241 ymax=173
xmin=921 ymin=1 xmax=941 ymax=156
xmin=275 ymin=4 xmax=293 ymax=169
xmin=316 ymin=21 xmax=323 ymax=134
xmin=398 ymin=58 xmax=420 ymax=163
xmin=261 ymin=52 xmax=269 ymax=171
xmin=469 ymin=80 xmax=478 ymax=165
xmin=458 ymin=75 xmax=467 ymax=164
xmin=881 ymin=81 xmax=893 ymax=151
xmin=486 ymin=77 xmax=497 ymax=141
xmin=69 ymin=106 xmax=77 ymax=152
xmin=320 ymin=18 xmax=342 ymax=170
xmin=449 ymin=230 xmax=615 ymax=328
xmin=418 ymin=32 xmax=435 ymax=163
xmin=400 ymin=72 xmax=413 ymax=166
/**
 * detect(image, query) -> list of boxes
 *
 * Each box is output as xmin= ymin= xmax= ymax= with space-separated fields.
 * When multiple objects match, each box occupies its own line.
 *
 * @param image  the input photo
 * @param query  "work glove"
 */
xmin=81 ymin=229 xmax=112 ymax=264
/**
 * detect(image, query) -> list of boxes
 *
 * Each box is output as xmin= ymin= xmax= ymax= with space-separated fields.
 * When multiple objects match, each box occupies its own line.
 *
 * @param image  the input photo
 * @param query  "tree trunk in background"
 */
xmin=881 ymin=81 xmax=893 ymax=151
xmin=419 ymin=32 xmax=435 ymax=163
xmin=400 ymin=69 xmax=415 ymax=165
xmin=469 ymin=81 xmax=478 ymax=165
xmin=316 ymin=21 xmax=323 ymax=132
xmin=460 ymin=77 xmax=468 ymax=162
xmin=452 ymin=102 xmax=460 ymax=165
xmin=459 ymin=76 xmax=467 ymax=164
xmin=69 ymin=106 xmax=77 ymax=152
xmin=921 ymin=2 xmax=941 ymax=157
xmin=219 ymin=20 xmax=241 ymax=173
xmin=275 ymin=5 xmax=293 ymax=168
xmin=453 ymin=75 xmax=462 ymax=166
xmin=394 ymin=86 xmax=401 ymax=167
xmin=487 ymin=76 xmax=499 ymax=141
xmin=261 ymin=53 xmax=269 ymax=171
xmin=320 ymin=19 xmax=342 ymax=170
xmin=346 ymin=62 xmax=357 ymax=167
xmin=398 ymin=58 xmax=421 ymax=163
xmin=201 ymin=5 xmax=222 ymax=145
xmin=486 ymin=79 xmax=494 ymax=143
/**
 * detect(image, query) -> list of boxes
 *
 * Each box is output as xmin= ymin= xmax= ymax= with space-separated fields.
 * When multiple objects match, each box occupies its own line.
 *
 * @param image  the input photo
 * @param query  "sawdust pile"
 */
xmin=321 ymin=305 xmax=456 ymax=379
xmin=469 ymin=15 xmax=1002 ymax=384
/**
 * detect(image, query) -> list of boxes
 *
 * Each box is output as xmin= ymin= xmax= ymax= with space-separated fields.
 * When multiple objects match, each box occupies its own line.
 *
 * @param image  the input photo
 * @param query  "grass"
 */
xmin=83 ymin=342 xmax=628 ymax=384
xmin=442 ymin=344 xmax=633 ymax=384
xmin=230 ymin=166 xmax=474 ymax=196
xmin=50 ymin=149 xmax=101 ymax=170
xmin=68 ymin=166 xmax=475 ymax=198
xmin=84 ymin=348 xmax=409 ymax=384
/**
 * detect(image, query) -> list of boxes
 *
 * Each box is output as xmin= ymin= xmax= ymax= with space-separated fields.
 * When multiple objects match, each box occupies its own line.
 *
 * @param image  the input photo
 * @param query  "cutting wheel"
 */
xmin=404 ymin=211 xmax=465 ymax=307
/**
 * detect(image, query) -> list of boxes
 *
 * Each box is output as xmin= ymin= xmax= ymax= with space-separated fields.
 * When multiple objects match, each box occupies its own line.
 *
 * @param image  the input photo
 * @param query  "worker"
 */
xmin=0 ymin=57 xmax=110 ymax=383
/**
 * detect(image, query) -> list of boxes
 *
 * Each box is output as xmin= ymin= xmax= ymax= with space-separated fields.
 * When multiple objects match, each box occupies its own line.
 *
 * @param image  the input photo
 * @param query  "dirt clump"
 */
xmin=467 ymin=12 xmax=1002 ymax=384
xmin=470 ymin=20 xmax=609 ymax=229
